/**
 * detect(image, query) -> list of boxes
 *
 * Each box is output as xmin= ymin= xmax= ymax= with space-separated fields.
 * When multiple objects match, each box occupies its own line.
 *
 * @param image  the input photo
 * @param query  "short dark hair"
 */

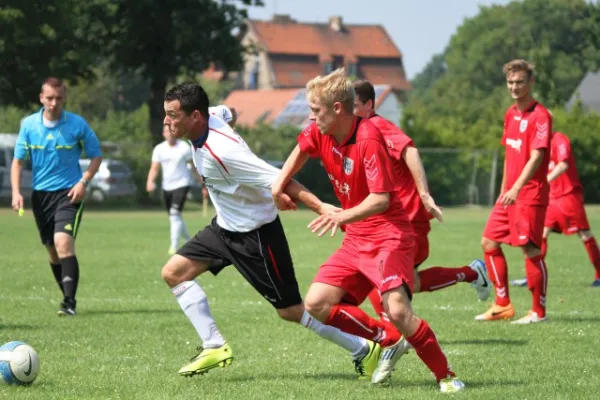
xmin=164 ymin=82 xmax=209 ymax=117
xmin=353 ymin=80 xmax=375 ymax=105
xmin=41 ymin=77 xmax=65 ymax=92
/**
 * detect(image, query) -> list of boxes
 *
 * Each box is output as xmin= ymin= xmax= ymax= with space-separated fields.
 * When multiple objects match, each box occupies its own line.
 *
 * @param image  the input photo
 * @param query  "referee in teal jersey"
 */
xmin=11 ymin=77 xmax=103 ymax=317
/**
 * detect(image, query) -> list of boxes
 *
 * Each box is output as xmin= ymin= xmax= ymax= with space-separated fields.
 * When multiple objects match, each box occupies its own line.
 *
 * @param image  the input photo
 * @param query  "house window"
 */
xmin=348 ymin=63 xmax=357 ymax=77
xmin=324 ymin=62 xmax=333 ymax=75
xmin=248 ymin=59 xmax=259 ymax=89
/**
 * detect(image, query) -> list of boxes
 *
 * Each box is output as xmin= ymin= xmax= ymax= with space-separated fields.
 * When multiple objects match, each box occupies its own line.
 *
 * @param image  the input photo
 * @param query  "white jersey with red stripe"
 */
xmin=191 ymin=115 xmax=280 ymax=232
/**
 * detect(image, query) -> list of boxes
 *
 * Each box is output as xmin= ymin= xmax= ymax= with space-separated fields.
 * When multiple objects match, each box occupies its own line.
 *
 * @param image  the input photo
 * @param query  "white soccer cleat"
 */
xmin=371 ymin=337 xmax=412 ymax=384
xmin=510 ymin=278 xmax=529 ymax=287
xmin=469 ymin=259 xmax=491 ymax=301
xmin=439 ymin=377 xmax=466 ymax=393
xmin=511 ymin=311 xmax=547 ymax=324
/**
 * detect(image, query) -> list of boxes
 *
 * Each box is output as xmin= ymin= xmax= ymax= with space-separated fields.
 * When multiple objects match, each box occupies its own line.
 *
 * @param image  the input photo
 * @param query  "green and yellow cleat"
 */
xmin=178 ymin=343 xmax=233 ymax=377
xmin=353 ymin=341 xmax=381 ymax=380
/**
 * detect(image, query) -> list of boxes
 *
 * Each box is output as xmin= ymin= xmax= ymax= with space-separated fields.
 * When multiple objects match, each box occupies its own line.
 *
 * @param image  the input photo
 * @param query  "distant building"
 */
xmin=567 ymin=71 xmax=600 ymax=113
xmin=223 ymin=84 xmax=401 ymax=128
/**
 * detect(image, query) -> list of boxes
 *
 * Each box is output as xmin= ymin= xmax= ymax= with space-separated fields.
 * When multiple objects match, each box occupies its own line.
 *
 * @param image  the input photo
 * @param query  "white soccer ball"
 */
xmin=0 ymin=341 xmax=40 ymax=385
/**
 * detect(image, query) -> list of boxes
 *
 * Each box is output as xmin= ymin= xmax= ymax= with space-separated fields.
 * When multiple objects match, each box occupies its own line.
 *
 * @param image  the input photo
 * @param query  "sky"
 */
xmin=246 ymin=0 xmax=513 ymax=79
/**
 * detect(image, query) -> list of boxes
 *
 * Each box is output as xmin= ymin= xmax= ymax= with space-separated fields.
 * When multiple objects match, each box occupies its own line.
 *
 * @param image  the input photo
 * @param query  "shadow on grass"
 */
xmin=83 ymin=309 xmax=178 ymax=316
xmin=0 ymin=324 xmax=40 ymax=330
xmin=222 ymin=373 xmax=527 ymax=388
xmin=440 ymin=338 xmax=528 ymax=346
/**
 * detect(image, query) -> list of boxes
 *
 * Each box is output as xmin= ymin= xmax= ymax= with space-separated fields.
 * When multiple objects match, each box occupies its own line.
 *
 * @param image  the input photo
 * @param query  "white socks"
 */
xmin=172 ymin=281 xmax=225 ymax=349
xmin=300 ymin=311 xmax=368 ymax=359
xmin=169 ymin=212 xmax=190 ymax=249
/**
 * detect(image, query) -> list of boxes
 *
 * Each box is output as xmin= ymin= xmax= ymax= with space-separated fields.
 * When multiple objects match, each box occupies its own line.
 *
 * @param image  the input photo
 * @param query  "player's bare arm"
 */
xmin=403 ymin=146 xmax=443 ymax=222
xmin=309 ymin=192 xmax=390 ymax=237
xmin=146 ymin=161 xmax=161 ymax=193
xmin=500 ymin=149 xmax=545 ymax=205
xmin=547 ymin=160 xmax=569 ymax=183
xmin=10 ymin=158 xmax=25 ymax=212
xmin=272 ymin=144 xmax=310 ymax=208
xmin=497 ymin=157 xmax=508 ymax=202
xmin=69 ymin=156 xmax=101 ymax=203
xmin=282 ymin=179 xmax=342 ymax=214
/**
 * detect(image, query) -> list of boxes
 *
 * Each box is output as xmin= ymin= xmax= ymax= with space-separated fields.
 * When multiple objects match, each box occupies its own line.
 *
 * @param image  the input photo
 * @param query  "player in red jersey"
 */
xmin=272 ymin=69 xmax=465 ymax=393
xmin=478 ymin=59 xmax=551 ymax=324
xmin=352 ymin=80 xmax=491 ymax=318
xmin=511 ymin=131 xmax=600 ymax=287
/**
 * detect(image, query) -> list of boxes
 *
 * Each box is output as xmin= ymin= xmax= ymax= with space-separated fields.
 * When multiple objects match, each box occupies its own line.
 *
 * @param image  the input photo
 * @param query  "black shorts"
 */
xmin=163 ymin=186 xmax=189 ymax=213
xmin=177 ymin=216 xmax=302 ymax=309
xmin=31 ymin=189 xmax=84 ymax=246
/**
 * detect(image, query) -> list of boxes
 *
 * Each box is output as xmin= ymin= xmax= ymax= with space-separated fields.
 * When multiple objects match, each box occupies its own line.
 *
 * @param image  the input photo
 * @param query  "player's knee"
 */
xmin=161 ymin=260 xmax=186 ymax=287
xmin=481 ymin=237 xmax=499 ymax=252
xmin=276 ymin=304 xmax=304 ymax=323
xmin=303 ymin=296 xmax=331 ymax=322
xmin=522 ymin=243 xmax=541 ymax=258
xmin=53 ymin=234 xmax=74 ymax=258
xmin=579 ymin=230 xmax=594 ymax=241
xmin=384 ymin=289 xmax=414 ymax=328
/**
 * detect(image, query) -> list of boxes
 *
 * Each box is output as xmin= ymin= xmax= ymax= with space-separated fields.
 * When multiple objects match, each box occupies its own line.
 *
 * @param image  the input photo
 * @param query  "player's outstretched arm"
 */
xmin=547 ymin=161 xmax=569 ymax=183
xmin=403 ymin=146 xmax=443 ymax=222
xmin=309 ymin=193 xmax=390 ymax=237
xmin=500 ymin=148 xmax=545 ymax=205
xmin=272 ymin=144 xmax=310 ymax=209
xmin=283 ymin=179 xmax=342 ymax=215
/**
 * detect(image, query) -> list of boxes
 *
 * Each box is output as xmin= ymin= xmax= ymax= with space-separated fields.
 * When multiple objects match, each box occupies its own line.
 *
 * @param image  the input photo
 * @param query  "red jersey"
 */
xmin=369 ymin=114 xmax=433 ymax=223
xmin=297 ymin=118 xmax=411 ymax=238
xmin=549 ymin=132 xmax=582 ymax=199
xmin=501 ymin=100 xmax=552 ymax=206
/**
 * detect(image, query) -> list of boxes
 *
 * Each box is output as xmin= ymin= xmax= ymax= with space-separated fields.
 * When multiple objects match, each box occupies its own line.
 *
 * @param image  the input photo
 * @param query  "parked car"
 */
xmin=0 ymin=134 xmax=33 ymax=201
xmin=79 ymin=159 xmax=137 ymax=202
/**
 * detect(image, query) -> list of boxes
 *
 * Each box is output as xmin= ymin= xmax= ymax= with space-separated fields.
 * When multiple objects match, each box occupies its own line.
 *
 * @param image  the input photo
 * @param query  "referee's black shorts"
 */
xmin=31 ymin=189 xmax=84 ymax=246
xmin=163 ymin=186 xmax=190 ymax=213
xmin=177 ymin=216 xmax=302 ymax=309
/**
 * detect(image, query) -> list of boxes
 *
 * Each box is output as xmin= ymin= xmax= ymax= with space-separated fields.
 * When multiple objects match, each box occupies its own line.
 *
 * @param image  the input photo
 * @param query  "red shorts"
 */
xmin=312 ymin=233 xmax=415 ymax=305
xmin=483 ymin=203 xmax=546 ymax=248
xmin=411 ymin=222 xmax=431 ymax=267
xmin=545 ymin=191 xmax=590 ymax=235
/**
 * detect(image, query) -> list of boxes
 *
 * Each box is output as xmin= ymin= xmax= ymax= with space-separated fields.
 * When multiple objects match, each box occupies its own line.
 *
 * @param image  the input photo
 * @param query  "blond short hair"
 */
xmin=502 ymin=59 xmax=535 ymax=80
xmin=306 ymin=68 xmax=354 ymax=113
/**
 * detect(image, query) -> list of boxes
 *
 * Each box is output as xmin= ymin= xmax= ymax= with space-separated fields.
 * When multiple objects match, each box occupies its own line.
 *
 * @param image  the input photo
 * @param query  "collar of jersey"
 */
xmin=337 ymin=117 xmax=361 ymax=147
xmin=190 ymin=126 xmax=210 ymax=149
xmin=514 ymin=99 xmax=538 ymax=114
xmin=38 ymin=107 xmax=66 ymax=126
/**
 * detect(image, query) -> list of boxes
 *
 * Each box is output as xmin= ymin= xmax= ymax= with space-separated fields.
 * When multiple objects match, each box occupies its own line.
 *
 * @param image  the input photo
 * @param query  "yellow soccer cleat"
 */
xmin=178 ymin=343 xmax=233 ymax=377
xmin=168 ymin=247 xmax=177 ymax=256
xmin=439 ymin=377 xmax=466 ymax=393
xmin=353 ymin=340 xmax=381 ymax=380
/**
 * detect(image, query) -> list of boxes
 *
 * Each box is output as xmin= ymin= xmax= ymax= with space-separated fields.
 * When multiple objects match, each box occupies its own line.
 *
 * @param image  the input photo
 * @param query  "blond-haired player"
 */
xmin=272 ymin=69 xmax=465 ymax=392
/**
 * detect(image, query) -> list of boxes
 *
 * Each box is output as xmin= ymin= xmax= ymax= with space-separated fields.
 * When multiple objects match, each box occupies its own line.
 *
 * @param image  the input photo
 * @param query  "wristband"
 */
xmin=79 ymin=179 xmax=89 ymax=187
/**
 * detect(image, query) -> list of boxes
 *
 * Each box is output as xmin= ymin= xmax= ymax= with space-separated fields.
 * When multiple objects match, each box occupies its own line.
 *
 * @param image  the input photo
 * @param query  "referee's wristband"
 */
xmin=79 ymin=178 xmax=90 ymax=187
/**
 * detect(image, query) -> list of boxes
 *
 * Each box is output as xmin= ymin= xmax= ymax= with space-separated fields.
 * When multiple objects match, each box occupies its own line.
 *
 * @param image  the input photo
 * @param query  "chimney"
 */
xmin=329 ymin=16 xmax=343 ymax=32
xmin=272 ymin=14 xmax=295 ymax=24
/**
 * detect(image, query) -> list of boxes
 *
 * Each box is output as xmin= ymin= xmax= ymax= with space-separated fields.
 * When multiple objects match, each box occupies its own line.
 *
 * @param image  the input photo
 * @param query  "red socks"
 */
xmin=525 ymin=255 xmax=548 ymax=317
xmin=484 ymin=248 xmax=510 ymax=306
xmin=326 ymin=303 xmax=400 ymax=347
xmin=583 ymin=237 xmax=600 ymax=280
xmin=406 ymin=319 xmax=454 ymax=382
xmin=367 ymin=289 xmax=386 ymax=319
xmin=418 ymin=266 xmax=477 ymax=292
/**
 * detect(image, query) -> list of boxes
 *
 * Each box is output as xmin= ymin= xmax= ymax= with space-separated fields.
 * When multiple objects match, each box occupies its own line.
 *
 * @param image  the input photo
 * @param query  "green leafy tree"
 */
xmin=100 ymin=0 xmax=263 ymax=145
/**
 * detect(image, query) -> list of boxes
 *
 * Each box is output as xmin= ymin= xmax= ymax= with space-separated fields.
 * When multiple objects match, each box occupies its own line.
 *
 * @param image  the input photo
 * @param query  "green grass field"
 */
xmin=1 ymin=206 xmax=599 ymax=399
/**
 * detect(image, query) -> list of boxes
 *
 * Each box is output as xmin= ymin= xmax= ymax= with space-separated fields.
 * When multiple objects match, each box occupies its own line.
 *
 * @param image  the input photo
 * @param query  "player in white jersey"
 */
xmin=146 ymin=126 xmax=200 ymax=255
xmin=161 ymin=82 xmax=380 ymax=378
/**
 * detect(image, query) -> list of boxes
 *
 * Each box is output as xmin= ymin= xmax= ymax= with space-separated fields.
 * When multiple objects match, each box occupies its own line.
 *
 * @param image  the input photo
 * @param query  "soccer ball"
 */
xmin=0 ymin=341 xmax=40 ymax=385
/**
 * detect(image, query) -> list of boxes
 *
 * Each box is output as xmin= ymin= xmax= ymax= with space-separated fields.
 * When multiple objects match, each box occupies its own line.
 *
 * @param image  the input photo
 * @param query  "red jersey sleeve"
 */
xmin=361 ymin=138 xmax=395 ymax=194
xmin=297 ymin=123 xmax=321 ymax=158
xmin=554 ymin=134 xmax=571 ymax=163
xmin=529 ymin=113 xmax=551 ymax=150
xmin=386 ymin=131 xmax=413 ymax=162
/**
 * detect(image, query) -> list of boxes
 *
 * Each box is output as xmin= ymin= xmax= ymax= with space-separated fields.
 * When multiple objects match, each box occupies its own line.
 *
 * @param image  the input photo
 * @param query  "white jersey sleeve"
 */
xmin=209 ymin=105 xmax=233 ymax=124
xmin=220 ymin=147 xmax=280 ymax=189
xmin=151 ymin=144 xmax=161 ymax=163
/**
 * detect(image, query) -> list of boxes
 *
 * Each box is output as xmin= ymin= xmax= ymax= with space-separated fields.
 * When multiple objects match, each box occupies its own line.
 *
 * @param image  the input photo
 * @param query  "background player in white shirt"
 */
xmin=161 ymin=82 xmax=379 ymax=379
xmin=146 ymin=126 xmax=201 ymax=254
xmin=209 ymin=105 xmax=237 ymax=128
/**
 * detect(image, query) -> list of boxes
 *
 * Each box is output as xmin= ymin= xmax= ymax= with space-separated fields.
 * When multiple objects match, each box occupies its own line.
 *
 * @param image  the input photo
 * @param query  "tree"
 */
xmin=0 ymin=1 xmax=106 ymax=106
xmin=100 ymin=0 xmax=263 ymax=145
